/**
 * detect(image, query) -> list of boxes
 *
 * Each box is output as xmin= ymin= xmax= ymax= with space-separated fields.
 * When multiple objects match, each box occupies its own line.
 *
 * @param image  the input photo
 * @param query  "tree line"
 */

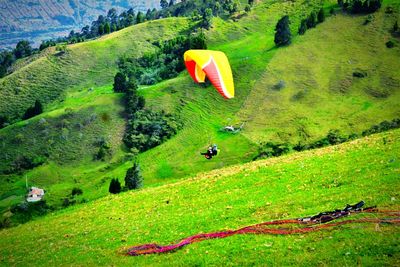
xmin=118 ymin=31 xmax=206 ymax=85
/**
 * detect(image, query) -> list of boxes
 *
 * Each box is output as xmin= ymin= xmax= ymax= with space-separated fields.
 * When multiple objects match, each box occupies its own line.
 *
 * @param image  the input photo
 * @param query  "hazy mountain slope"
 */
xmin=0 ymin=0 xmax=161 ymax=49
xmin=0 ymin=129 xmax=398 ymax=265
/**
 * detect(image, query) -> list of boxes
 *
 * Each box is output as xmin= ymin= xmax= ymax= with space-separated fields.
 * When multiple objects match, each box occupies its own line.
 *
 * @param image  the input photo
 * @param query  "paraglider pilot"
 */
xmin=201 ymin=144 xmax=218 ymax=159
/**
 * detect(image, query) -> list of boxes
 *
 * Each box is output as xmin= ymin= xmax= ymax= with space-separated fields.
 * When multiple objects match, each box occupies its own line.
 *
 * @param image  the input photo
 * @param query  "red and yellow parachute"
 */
xmin=184 ymin=50 xmax=234 ymax=99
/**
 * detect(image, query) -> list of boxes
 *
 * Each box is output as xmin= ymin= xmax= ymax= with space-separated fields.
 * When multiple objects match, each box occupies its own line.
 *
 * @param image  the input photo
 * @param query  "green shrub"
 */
xmin=109 ymin=178 xmax=122 ymax=194
xmin=71 ymin=187 xmax=83 ymax=196
xmin=386 ymin=40 xmax=395 ymax=48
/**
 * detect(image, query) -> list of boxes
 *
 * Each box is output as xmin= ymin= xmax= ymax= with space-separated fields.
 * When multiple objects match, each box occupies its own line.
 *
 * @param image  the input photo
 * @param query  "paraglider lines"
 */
xmin=126 ymin=204 xmax=400 ymax=256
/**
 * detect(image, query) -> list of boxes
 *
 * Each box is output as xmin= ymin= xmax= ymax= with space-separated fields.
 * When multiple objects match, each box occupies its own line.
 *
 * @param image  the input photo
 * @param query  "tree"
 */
xmin=126 ymin=77 xmax=145 ymax=114
xmin=306 ymin=12 xmax=317 ymax=28
xmin=190 ymin=31 xmax=207 ymax=49
xmin=107 ymin=8 xmax=118 ymax=23
xmin=0 ymin=115 xmax=8 ymax=129
xmin=146 ymin=9 xmax=152 ymax=20
xmin=201 ymin=8 xmax=213 ymax=29
xmin=14 ymin=40 xmax=32 ymax=59
xmin=125 ymin=161 xmax=143 ymax=190
xmin=249 ymin=0 xmax=254 ymax=5
xmin=71 ymin=187 xmax=83 ymax=196
xmin=213 ymin=2 xmax=222 ymax=16
xmin=317 ymin=8 xmax=325 ymax=23
xmin=98 ymin=24 xmax=104 ymax=35
xmin=160 ymin=0 xmax=169 ymax=9
xmin=169 ymin=0 xmax=175 ymax=7
xmin=113 ymin=72 xmax=127 ymax=93
xmin=104 ymin=22 xmax=111 ymax=34
xmin=274 ymin=15 xmax=291 ymax=46
xmin=109 ymin=178 xmax=121 ymax=194
xmin=136 ymin=11 xmax=145 ymax=24
xmin=298 ymin=19 xmax=307 ymax=35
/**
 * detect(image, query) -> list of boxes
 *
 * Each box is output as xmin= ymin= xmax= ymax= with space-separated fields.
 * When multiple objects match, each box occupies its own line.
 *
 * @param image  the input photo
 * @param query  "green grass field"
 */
xmin=0 ymin=0 xmax=399 ymax=247
xmin=0 ymin=128 xmax=399 ymax=265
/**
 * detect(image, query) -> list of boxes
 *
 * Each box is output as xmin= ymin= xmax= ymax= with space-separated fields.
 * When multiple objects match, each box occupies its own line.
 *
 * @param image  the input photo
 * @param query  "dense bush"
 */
xmin=71 ymin=187 xmax=83 ymax=196
xmin=254 ymin=118 xmax=400 ymax=160
xmin=123 ymin=110 xmax=181 ymax=151
xmin=0 ymin=115 xmax=8 ymax=129
xmin=7 ymin=155 xmax=46 ymax=174
xmin=254 ymin=142 xmax=292 ymax=160
xmin=9 ymin=200 xmax=52 ymax=226
xmin=340 ymin=0 xmax=382 ymax=13
xmin=118 ymin=32 xmax=207 ymax=85
xmin=109 ymin=178 xmax=122 ymax=194
xmin=362 ymin=119 xmax=400 ymax=136
xmin=113 ymin=71 xmax=181 ymax=153
xmin=274 ymin=15 xmax=291 ymax=46
xmin=94 ymin=139 xmax=112 ymax=161
xmin=22 ymin=100 xmax=43 ymax=120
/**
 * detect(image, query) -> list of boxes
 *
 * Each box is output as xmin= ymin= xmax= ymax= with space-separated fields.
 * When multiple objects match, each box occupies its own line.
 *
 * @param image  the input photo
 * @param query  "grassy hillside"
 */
xmin=1 ymin=0 xmax=399 ymax=220
xmin=0 ymin=0 xmax=329 ymax=213
xmin=0 ymin=129 xmax=399 ymax=265
xmin=237 ymin=7 xmax=400 ymax=144
xmin=0 ymin=17 xmax=191 ymax=121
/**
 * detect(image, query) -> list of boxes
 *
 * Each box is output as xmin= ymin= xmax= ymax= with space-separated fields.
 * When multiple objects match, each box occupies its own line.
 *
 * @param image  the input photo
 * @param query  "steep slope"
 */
xmin=135 ymin=1 xmax=400 ymax=182
xmin=0 ymin=129 xmax=399 ymax=265
xmin=237 ymin=9 xmax=400 ymax=144
xmin=0 ymin=17 xmax=191 ymax=121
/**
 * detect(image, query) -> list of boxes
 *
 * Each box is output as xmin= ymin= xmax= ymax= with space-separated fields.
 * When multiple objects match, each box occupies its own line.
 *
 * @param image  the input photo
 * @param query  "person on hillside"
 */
xmin=200 ymin=144 xmax=218 ymax=159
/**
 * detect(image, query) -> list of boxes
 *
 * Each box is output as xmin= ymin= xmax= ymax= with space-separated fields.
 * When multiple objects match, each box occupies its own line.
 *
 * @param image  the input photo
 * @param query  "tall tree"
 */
xmin=113 ymin=72 xmax=127 ymax=93
xmin=274 ymin=15 xmax=291 ymax=46
xmin=98 ymin=24 xmax=104 ymax=35
xmin=201 ymin=8 xmax=213 ymax=29
xmin=298 ymin=19 xmax=307 ymax=35
xmin=160 ymin=0 xmax=169 ymax=9
xmin=126 ymin=77 xmax=145 ymax=114
xmin=104 ymin=22 xmax=111 ymax=34
xmin=125 ymin=161 xmax=143 ymax=190
xmin=306 ymin=12 xmax=317 ymax=28
xmin=136 ymin=11 xmax=145 ymax=24
xmin=109 ymin=178 xmax=121 ymax=194
xmin=317 ymin=8 xmax=325 ymax=23
xmin=14 ymin=40 xmax=32 ymax=59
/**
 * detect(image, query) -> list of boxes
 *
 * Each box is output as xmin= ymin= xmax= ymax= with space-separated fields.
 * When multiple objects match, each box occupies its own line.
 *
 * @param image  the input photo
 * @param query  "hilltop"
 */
xmin=0 ymin=128 xmax=399 ymax=265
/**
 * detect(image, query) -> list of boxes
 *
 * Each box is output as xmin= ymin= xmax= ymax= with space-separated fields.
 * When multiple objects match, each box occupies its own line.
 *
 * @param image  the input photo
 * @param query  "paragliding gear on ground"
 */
xmin=126 ymin=201 xmax=400 ymax=256
xmin=200 ymin=144 xmax=218 ymax=159
xmin=221 ymin=122 xmax=245 ymax=134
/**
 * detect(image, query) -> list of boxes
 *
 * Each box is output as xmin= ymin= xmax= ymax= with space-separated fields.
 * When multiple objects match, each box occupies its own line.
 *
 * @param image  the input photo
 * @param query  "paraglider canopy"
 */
xmin=184 ymin=50 xmax=235 ymax=99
